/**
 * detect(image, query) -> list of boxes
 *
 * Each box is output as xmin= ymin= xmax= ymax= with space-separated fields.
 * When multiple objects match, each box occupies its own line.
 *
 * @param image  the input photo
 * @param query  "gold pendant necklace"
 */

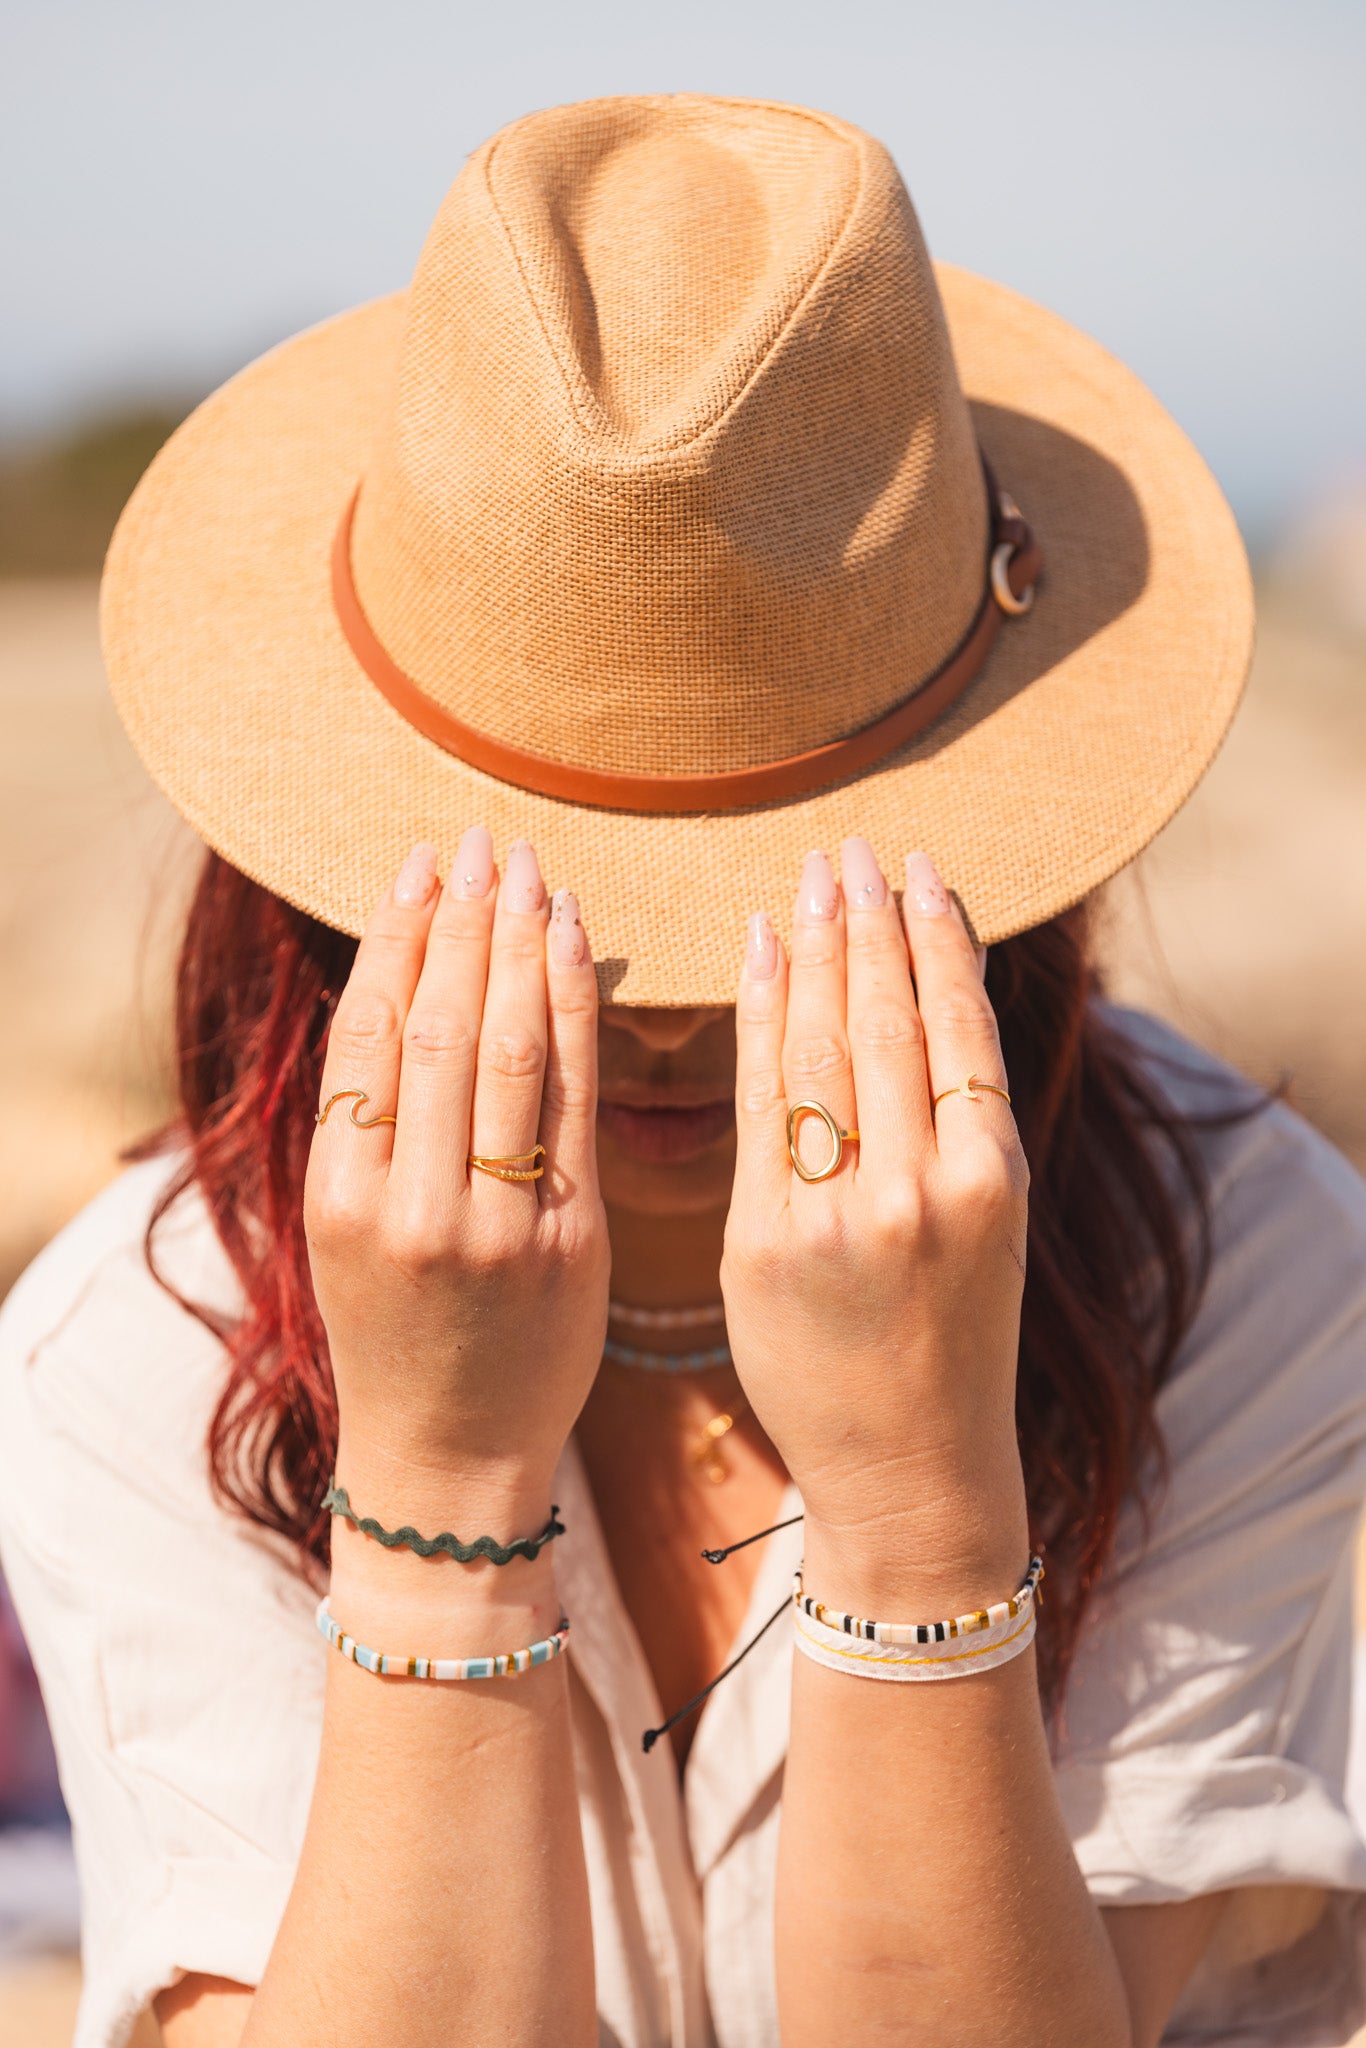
xmin=691 ymin=1392 xmax=750 ymax=1485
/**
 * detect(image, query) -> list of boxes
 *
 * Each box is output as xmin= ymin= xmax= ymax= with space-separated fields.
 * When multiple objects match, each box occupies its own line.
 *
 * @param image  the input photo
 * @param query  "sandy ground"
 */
xmin=0 ymin=577 xmax=1363 ymax=2041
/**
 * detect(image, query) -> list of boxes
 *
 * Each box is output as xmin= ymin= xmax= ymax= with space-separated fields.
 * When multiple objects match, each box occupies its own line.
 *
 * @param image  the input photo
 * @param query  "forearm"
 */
xmin=244 ymin=1463 xmax=595 ymax=2048
xmin=776 ymin=1456 xmax=1131 ymax=2048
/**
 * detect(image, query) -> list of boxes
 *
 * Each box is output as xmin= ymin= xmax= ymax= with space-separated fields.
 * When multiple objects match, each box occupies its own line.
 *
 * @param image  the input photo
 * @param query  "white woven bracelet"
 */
xmin=791 ymin=1554 xmax=1042 ymax=1683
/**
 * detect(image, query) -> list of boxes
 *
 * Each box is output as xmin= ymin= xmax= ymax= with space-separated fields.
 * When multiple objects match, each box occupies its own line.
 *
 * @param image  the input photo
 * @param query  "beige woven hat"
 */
xmin=102 ymin=93 xmax=1253 ymax=1005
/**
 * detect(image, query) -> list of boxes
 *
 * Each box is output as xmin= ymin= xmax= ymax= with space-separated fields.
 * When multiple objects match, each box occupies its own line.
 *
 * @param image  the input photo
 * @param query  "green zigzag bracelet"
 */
xmin=322 ymin=1484 xmax=565 ymax=1565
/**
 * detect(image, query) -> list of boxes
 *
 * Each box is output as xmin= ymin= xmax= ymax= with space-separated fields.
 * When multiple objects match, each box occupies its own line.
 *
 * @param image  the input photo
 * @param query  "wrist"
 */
xmin=798 ymin=1449 xmax=1030 ymax=1620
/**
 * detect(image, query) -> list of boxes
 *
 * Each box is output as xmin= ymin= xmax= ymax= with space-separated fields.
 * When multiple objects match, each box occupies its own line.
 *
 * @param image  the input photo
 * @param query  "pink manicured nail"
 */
xmin=393 ymin=842 xmax=438 ymax=906
xmin=841 ymin=836 xmax=886 ymax=910
xmin=746 ymin=911 xmax=778 ymax=980
xmin=904 ymin=851 xmax=951 ymax=917
xmin=549 ymin=888 xmax=587 ymax=968
xmin=503 ymin=840 xmax=545 ymax=914
xmin=452 ymin=824 xmax=494 ymax=899
xmin=796 ymin=849 xmax=839 ymax=923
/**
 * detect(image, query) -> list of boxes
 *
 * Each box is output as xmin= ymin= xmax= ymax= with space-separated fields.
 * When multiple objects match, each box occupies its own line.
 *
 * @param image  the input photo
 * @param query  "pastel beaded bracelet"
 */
xmin=315 ymin=1598 xmax=570 ymax=1680
xmin=792 ymin=1552 xmax=1044 ymax=1645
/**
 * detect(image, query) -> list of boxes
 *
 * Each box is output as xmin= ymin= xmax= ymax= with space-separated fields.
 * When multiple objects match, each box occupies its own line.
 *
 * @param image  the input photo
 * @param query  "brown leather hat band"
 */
xmin=331 ymin=474 xmax=1041 ymax=815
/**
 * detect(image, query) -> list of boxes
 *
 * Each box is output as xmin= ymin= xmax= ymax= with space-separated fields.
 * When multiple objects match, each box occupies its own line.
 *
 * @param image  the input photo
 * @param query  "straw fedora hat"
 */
xmin=102 ymin=94 xmax=1253 ymax=1005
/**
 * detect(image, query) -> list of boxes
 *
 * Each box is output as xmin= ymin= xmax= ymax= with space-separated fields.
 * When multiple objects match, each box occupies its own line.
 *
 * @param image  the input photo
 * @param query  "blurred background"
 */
xmin=1 ymin=0 xmax=1363 ymax=2035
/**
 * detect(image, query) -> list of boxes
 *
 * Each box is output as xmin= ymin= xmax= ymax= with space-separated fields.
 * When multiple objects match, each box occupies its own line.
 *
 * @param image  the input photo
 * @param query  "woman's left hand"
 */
xmin=721 ymin=838 xmax=1031 ymax=1604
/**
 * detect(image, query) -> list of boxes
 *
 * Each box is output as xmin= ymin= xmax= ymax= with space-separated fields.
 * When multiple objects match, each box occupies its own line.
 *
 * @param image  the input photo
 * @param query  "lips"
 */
xmin=596 ymin=1098 xmax=735 ymax=1163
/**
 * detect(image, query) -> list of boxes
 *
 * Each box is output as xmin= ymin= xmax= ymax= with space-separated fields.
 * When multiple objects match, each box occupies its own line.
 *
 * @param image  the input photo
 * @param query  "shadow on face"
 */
xmin=596 ymin=1005 xmax=738 ymax=1215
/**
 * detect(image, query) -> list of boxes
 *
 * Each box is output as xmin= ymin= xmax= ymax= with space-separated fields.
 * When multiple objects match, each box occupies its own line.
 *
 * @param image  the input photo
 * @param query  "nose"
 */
xmin=601 ymin=1005 xmax=731 ymax=1053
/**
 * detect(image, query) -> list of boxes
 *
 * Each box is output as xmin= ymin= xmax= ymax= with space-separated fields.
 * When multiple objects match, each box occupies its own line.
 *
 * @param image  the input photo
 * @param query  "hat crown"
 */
xmin=350 ymin=95 xmax=988 ymax=777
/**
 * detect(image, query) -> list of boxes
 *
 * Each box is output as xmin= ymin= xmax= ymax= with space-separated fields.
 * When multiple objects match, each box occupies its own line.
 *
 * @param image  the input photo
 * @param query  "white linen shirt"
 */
xmin=2 ymin=1011 xmax=1366 ymax=2047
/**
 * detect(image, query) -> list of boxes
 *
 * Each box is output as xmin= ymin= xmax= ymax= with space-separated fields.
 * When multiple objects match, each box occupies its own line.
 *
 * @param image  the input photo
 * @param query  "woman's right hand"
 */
xmin=303 ymin=829 xmax=609 ymax=1568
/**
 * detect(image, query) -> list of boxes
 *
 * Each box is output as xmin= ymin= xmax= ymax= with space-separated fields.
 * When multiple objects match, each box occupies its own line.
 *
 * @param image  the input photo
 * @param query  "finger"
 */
xmin=539 ymin=889 xmax=600 ymax=1207
xmin=314 ymin=843 xmax=441 ymax=1195
xmin=468 ymin=839 xmax=550 ymax=1199
xmin=732 ymin=910 xmax=791 ymax=1216
xmin=839 ymin=836 xmax=933 ymax=1176
xmin=389 ymin=824 xmax=497 ymax=1195
xmin=781 ymin=850 xmax=857 ymax=1182
xmin=901 ymin=852 xmax=1011 ymax=1147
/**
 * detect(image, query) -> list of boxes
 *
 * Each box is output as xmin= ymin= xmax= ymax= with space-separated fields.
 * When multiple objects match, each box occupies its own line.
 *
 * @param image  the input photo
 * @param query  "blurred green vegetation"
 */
xmin=0 ymin=404 xmax=194 ymax=575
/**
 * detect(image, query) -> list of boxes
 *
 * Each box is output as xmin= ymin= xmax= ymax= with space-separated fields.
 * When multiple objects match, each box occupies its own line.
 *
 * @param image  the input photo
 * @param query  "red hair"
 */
xmin=143 ymin=851 xmax=1223 ymax=1706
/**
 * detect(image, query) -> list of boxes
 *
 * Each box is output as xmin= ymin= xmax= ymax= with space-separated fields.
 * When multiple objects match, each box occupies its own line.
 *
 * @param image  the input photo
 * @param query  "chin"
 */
xmin=597 ymin=1134 xmax=737 ymax=1216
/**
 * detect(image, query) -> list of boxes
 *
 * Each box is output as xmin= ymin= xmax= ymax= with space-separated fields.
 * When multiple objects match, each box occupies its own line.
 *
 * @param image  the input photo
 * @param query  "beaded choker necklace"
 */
xmin=601 ymin=1336 xmax=732 ymax=1374
xmin=607 ymin=1298 xmax=726 ymax=1332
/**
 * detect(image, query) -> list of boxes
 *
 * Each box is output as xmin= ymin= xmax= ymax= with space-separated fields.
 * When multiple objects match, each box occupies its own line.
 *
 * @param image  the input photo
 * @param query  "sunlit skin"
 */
xmin=158 ymin=831 xmax=1229 ymax=2048
xmin=583 ymin=1000 xmax=788 ymax=1760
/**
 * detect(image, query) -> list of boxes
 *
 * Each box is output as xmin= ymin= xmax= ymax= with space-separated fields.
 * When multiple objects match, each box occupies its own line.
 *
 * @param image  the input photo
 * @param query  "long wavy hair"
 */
xmin=141 ymin=849 xmax=1222 ymax=1708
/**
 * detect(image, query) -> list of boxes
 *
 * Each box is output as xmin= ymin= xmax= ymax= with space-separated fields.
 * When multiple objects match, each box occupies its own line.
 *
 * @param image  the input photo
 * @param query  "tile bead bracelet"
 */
xmin=316 ymin=1598 xmax=570 ymax=1680
xmin=792 ymin=1552 xmax=1044 ymax=1645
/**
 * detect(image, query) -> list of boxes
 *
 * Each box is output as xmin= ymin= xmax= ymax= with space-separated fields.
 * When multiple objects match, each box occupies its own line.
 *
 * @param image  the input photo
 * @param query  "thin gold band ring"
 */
xmin=316 ymin=1090 xmax=396 ymax=1130
xmin=932 ymin=1074 xmax=1012 ymax=1115
xmin=787 ymin=1100 xmax=860 ymax=1183
xmin=469 ymin=1144 xmax=546 ymax=1183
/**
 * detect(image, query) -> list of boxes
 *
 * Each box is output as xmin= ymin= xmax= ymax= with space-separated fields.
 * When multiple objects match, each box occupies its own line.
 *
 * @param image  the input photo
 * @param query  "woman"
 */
xmin=3 ymin=94 xmax=1365 ymax=2048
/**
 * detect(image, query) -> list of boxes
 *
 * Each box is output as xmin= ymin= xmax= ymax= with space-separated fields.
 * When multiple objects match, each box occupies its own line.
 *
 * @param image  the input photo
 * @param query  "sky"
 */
xmin=2 ymin=0 xmax=1363 ymax=546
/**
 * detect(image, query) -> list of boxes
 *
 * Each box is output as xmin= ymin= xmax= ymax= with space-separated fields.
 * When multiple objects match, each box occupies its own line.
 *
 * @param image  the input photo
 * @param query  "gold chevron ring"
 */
xmin=469 ymin=1145 xmax=546 ymax=1183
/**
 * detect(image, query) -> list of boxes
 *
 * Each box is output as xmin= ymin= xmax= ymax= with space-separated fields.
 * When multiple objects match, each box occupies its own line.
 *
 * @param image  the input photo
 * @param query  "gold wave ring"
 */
xmin=316 ymin=1090 xmax=397 ymax=1130
xmin=469 ymin=1144 xmax=546 ymax=1183
xmin=787 ymin=1100 xmax=860 ymax=1183
xmin=931 ymin=1074 xmax=1012 ymax=1116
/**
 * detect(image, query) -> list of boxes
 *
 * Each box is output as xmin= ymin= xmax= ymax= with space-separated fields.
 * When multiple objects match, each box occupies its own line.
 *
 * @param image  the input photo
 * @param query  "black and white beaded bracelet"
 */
xmin=792 ymin=1552 xmax=1044 ymax=1647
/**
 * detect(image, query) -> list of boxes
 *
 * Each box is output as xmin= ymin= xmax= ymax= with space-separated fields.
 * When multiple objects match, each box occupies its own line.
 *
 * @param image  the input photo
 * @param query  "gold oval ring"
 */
xmin=786 ymin=1100 xmax=860 ymax=1183
xmin=990 ymin=540 xmax=1035 ymax=617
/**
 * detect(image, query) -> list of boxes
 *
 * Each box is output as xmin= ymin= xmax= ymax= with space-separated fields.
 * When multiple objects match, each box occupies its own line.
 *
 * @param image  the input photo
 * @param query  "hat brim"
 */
xmin=101 ymin=263 xmax=1252 ymax=1005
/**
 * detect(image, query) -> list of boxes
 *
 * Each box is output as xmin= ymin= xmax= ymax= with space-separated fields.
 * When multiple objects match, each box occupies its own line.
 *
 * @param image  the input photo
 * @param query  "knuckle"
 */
xmin=738 ymin=1068 xmax=787 ymax=1122
xmin=549 ymin=976 xmax=598 ymax=1022
xmin=402 ymin=1008 xmax=479 ymax=1065
xmin=922 ymin=990 xmax=997 ymax=1037
xmin=793 ymin=1198 xmax=846 ymax=1262
xmin=851 ymin=1002 xmax=923 ymax=1057
xmin=330 ymin=986 xmax=402 ymax=1048
xmin=786 ymin=1033 xmax=849 ymax=1086
xmin=478 ymin=1026 xmax=546 ymax=1085
xmin=541 ymin=1067 xmax=596 ymax=1122
xmin=873 ymin=1179 xmax=926 ymax=1239
xmin=950 ymin=1142 xmax=1020 ymax=1223
xmin=379 ymin=1204 xmax=461 ymax=1277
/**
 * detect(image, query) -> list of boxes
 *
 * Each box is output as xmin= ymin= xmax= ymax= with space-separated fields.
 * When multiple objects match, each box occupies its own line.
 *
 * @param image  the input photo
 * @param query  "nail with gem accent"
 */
xmin=452 ymin=824 xmax=494 ymax=899
xmin=840 ymin=835 xmax=886 ymax=910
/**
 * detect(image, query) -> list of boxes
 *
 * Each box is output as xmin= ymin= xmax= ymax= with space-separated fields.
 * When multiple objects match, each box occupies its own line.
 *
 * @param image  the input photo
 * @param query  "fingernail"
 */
xmin=796 ymin=849 xmax=839 ymax=923
xmin=840 ymin=836 xmax=886 ymax=910
xmin=393 ymin=842 xmax=438 ymax=906
xmin=503 ymin=840 xmax=544 ymax=914
xmin=746 ymin=911 xmax=778 ymax=980
xmin=452 ymin=824 xmax=493 ymax=899
xmin=904 ymin=851 xmax=950 ymax=917
xmin=550 ymin=888 xmax=587 ymax=967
